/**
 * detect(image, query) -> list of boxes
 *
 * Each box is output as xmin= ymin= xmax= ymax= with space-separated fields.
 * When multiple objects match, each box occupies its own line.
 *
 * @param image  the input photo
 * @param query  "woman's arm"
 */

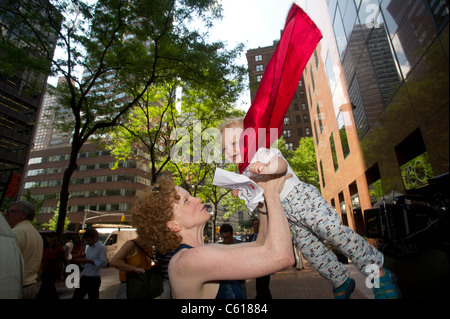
xmin=172 ymin=174 xmax=294 ymax=289
xmin=109 ymin=240 xmax=146 ymax=274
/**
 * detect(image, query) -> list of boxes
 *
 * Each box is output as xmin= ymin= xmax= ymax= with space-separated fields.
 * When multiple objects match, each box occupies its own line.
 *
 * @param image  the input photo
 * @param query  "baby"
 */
xmin=220 ymin=118 xmax=401 ymax=299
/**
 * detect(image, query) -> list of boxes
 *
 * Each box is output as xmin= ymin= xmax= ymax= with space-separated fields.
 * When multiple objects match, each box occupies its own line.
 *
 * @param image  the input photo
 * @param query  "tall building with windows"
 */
xmin=0 ymin=4 xmax=60 ymax=207
xmin=297 ymin=0 xmax=448 ymax=234
xmin=19 ymin=143 xmax=153 ymax=229
xmin=246 ymin=44 xmax=313 ymax=150
xmin=33 ymin=77 xmax=73 ymax=150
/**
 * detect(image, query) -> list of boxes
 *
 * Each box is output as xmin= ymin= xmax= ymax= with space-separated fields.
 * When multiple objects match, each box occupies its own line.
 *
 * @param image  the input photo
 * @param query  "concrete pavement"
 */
xmin=53 ymin=260 xmax=372 ymax=299
xmin=244 ymin=261 xmax=371 ymax=299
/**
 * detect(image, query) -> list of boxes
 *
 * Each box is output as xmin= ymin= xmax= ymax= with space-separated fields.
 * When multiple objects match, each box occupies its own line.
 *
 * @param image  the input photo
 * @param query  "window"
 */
xmin=337 ymin=111 xmax=350 ymax=158
xmin=330 ymin=133 xmax=339 ymax=171
xmin=314 ymin=122 xmax=319 ymax=145
xmin=257 ymin=75 xmax=263 ymax=82
xmin=342 ymin=0 xmax=357 ymax=41
xmin=325 ymin=52 xmax=336 ymax=95
xmin=283 ymin=129 xmax=292 ymax=138
xmin=427 ymin=0 xmax=449 ymax=30
xmin=320 ymin=159 xmax=325 ymax=188
xmin=333 ymin=3 xmax=348 ymax=59
xmin=367 ymin=23 xmax=402 ymax=103
xmin=105 ymin=189 xmax=121 ymax=197
xmin=338 ymin=192 xmax=348 ymax=225
xmin=314 ymin=49 xmax=319 ymax=70
xmin=255 ymin=55 xmax=262 ymax=61
xmin=256 ymin=65 xmax=264 ymax=72
xmin=349 ymin=75 xmax=369 ymax=139
xmin=395 ymin=129 xmax=435 ymax=190
xmin=284 ymin=117 xmax=291 ymax=125
xmin=317 ymin=103 xmax=323 ymax=134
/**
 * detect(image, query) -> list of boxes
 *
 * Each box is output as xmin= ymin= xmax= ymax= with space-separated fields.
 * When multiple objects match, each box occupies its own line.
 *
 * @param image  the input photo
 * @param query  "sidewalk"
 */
xmin=55 ymin=266 xmax=120 ymax=299
xmin=55 ymin=260 xmax=372 ymax=299
xmin=245 ymin=261 xmax=372 ymax=299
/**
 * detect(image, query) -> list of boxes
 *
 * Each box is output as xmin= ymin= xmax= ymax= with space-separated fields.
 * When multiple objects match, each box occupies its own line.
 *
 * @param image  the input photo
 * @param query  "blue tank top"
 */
xmin=162 ymin=244 xmax=245 ymax=299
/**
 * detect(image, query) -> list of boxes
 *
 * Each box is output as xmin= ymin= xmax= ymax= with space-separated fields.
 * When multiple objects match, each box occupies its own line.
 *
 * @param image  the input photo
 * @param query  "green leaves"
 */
xmin=2 ymin=0 xmax=246 ymax=240
xmin=286 ymin=137 xmax=320 ymax=189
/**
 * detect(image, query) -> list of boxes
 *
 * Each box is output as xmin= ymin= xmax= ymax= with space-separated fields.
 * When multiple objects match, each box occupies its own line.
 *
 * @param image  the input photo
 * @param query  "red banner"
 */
xmin=5 ymin=172 xmax=22 ymax=198
xmin=239 ymin=4 xmax=322 ymax=173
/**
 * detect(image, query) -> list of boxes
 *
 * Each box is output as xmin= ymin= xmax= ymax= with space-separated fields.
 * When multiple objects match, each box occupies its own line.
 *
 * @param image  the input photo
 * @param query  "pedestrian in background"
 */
xmin=109 ymin=238 xmax=155 ymax=299
xmin=65 ymin=237 xmax=73 ymax=264
xmin=72 ymin=228 xmax=107 ymax=299
xmin=219 ymin=223 xmax=241 ymax=245
xmin=0 ymin=213 xmax=24 ymax=298
xmin=219 ymin=223 xmax=246 ymax=297
xmin=5 ymin=201 xmax=43 ymax=299
xmin=37 ymin=237 xmax=67 ymax=299
xmin=249 ymin=218 xmax=272 ymax=299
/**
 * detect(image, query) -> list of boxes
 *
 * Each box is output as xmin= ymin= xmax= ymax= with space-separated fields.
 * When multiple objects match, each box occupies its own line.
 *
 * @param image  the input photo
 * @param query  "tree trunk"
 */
xmin=55 ymin=144 xmax=79 ymax=243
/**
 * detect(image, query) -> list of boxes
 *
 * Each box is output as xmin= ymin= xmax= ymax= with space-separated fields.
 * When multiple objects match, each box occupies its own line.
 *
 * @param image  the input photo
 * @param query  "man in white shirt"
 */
xmin=72 ymin=228 xmax=107 ymax=299
xmin=5 ymin=201 xmax=43 ymax=299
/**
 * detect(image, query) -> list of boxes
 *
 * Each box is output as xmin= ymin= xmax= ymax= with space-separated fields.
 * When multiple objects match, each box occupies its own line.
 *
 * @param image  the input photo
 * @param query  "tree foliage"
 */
xmin=280 ymin=137 xmax=320 ymax=190
xmin=1 ymin=0 xmax=246 ymax=241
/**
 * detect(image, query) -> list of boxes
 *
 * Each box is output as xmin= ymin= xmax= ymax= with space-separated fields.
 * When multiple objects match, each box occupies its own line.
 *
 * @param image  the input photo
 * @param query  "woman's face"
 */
xmin=171 ymin=186 xmax=210 ymax=230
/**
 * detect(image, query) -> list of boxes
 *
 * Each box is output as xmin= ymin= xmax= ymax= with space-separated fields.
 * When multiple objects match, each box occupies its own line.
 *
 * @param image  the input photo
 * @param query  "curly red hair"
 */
xmin=131 ymin=176 xmax=181 ymax=255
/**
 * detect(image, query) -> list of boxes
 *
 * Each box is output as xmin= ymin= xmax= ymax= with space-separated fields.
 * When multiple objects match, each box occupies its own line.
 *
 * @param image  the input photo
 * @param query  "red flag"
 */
xmin=239 ymin=4 xmax=322 ymax=173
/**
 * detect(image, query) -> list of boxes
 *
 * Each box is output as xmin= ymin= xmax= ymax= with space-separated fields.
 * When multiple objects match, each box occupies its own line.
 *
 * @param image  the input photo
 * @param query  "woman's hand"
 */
xmin=256 ymin=173 xmax=293 ymax=195
xmin=134 ymin=267 xmax=146 ymax=274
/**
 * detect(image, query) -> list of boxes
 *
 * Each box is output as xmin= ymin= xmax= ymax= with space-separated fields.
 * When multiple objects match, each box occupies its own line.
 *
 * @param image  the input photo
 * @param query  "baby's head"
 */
xmin=220 ymin=118 xmax=244 ymax=163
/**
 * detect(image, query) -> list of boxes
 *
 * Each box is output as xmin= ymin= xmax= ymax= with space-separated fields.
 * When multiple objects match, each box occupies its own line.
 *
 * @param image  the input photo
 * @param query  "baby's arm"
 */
xmin=248 ymin=156 xmax=287 ymax=175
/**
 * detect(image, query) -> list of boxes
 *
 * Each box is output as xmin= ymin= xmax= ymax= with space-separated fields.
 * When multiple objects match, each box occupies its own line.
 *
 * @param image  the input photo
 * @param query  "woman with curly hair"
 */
xmin=131 ymin=174 xmax=294 ymax=299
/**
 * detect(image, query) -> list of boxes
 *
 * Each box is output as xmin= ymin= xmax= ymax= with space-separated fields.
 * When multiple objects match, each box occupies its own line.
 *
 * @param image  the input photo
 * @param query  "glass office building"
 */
xmin=298 ymin=0 xmax=448 ymax=229
xmin=298 ymin=0 xmax=448 ymax=299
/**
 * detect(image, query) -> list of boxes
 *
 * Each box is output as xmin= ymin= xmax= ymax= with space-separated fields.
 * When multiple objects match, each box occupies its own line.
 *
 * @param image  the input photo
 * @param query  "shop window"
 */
xmin=395 ymin=129 xmax=435 ymax=190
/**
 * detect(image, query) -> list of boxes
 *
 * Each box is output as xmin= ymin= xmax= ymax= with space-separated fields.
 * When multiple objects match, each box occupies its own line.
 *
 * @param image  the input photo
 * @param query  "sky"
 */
xmin=208 ymin=0 xmax=300 ymax=110
xmin=49 ymin=0 xmax=300 ymax=110
xmin=211 ymin=0 xmax=298 ymax=58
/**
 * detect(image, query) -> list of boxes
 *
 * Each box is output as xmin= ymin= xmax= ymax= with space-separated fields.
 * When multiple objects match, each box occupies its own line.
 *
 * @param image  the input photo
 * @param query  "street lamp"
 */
xmin=82 ymin=209 xmax=125 ymax=231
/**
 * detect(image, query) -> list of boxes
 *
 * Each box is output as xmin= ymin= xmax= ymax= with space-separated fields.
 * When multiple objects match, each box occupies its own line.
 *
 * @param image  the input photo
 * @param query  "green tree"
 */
xmin=41 ymin=201 xmax=70 ymax=230
xmin=1 ymin=0 xmax=245 ymax=242
xmin=284 ymin=137 xmax=320 ymax=189
xmin=106 ymin=79 xmax=245 ymax=184
xmin=105 ymin=81 xmax=180 ymax=184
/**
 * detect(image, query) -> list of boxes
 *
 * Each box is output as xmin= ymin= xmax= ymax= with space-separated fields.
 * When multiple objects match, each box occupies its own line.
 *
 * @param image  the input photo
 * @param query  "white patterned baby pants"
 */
xmin=281 ymin=182 xmax=384 ymax=288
